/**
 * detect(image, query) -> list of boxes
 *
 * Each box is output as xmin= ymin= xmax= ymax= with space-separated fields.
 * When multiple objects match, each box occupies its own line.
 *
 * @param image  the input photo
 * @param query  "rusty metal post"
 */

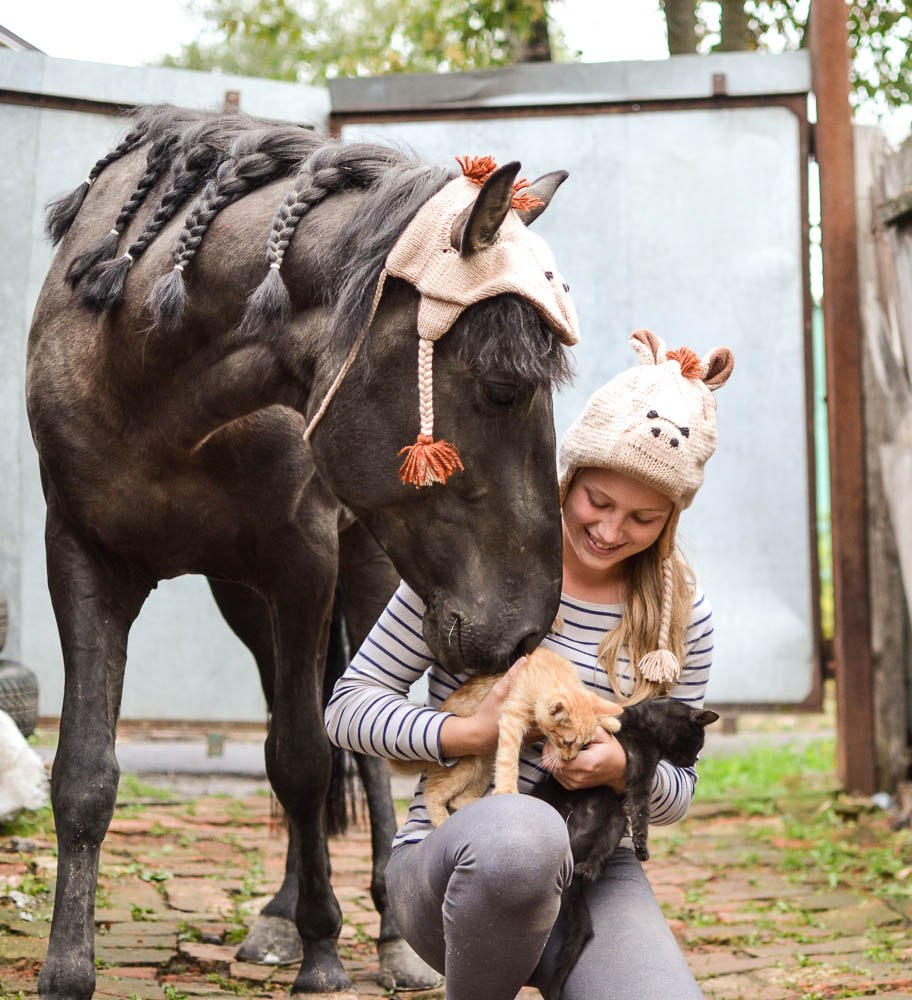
xmin=810 ymin=0 xmax=876 ymax=793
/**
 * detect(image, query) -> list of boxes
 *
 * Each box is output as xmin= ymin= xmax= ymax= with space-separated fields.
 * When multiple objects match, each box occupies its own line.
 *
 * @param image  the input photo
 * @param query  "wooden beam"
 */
xmin=810 ymin=0 xmax=876 ymax=793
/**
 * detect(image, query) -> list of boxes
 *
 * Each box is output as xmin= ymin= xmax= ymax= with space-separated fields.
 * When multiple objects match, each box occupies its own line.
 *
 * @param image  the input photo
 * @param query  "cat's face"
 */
xmin=639 ymin=699 xmax=719 ymax=766
xmin=536 ymin=696 xmax=598 ymax=763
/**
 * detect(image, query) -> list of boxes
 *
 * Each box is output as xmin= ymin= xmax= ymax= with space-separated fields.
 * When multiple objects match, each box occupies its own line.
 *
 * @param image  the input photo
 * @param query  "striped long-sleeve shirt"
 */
xmin=324 ymin=580 xmax=714 ymax=849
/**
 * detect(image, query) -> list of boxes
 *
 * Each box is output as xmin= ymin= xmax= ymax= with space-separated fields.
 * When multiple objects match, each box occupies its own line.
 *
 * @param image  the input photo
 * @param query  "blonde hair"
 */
xmin=597 ymin=510 xmax=695 ymax=705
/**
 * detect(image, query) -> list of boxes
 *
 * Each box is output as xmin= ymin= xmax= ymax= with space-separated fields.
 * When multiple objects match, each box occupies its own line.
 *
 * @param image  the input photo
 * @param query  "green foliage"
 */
xmin=691 ymin=0 xmax=911 ymax=113
xmin=117 ymin=773 xmax=176 ymax=803
xmin=695 ymin=739 xmax=837 ymax=803
xmin=0 ymin=805 xmax=54 ymax=839
xmin=163 ymin=0 xmax=561 ymax=83
xmin=164 ymin=0 xmax=910 ymax=115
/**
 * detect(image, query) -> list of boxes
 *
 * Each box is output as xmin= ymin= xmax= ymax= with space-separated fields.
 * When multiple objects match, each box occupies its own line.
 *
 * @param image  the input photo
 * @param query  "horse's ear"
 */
xmin=701 ymin=348 xmax=734 ymax=391
xmin=452 ymin=160 xmax=522 ymax=255
xmin=514 ymin=170 xmax=569 ymax=226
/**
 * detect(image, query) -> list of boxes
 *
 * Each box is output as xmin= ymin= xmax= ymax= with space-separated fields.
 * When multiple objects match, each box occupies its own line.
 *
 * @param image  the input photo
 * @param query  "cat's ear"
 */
xmin=694 ymin=709 xmax=720 ymax=726
xmin=548 ymin=701 xmax=567 ymax=720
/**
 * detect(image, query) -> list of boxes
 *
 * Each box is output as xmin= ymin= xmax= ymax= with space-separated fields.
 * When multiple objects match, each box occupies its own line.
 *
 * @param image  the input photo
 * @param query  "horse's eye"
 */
xmin=482 ymin=381 xmax=518 ymax=406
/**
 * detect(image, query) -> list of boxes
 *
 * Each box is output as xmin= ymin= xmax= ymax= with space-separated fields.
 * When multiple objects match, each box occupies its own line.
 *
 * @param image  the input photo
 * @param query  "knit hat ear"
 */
xmin=629 ymin=328 xmax=667 ymax=367
xmin=702 ymin=347 xmax=734 ymax=390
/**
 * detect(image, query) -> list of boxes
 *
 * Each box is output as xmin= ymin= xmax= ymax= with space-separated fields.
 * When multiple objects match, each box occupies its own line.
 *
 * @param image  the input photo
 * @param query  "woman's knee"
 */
xmin=458 ymin=795 xmax=572 ymax=892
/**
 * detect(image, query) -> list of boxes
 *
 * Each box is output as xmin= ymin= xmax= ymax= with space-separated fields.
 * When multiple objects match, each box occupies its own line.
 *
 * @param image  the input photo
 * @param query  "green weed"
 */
xmin=695 ymin=740 xmax=837 ymax=804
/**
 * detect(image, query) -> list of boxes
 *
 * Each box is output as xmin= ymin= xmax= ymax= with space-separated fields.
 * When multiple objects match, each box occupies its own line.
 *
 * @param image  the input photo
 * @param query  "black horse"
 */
xmin=27 ymin=106 xmax=572 ymax=998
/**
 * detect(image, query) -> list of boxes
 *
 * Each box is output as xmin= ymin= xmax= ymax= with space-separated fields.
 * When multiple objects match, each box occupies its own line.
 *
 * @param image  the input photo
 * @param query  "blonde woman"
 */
xmin=325 ymin=329 xmax=734 ymax=1000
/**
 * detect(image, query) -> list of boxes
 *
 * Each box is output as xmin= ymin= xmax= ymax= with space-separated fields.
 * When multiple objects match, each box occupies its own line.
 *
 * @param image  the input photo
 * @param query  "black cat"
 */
xmin=534 ymin=697 xmax=719 ymax=999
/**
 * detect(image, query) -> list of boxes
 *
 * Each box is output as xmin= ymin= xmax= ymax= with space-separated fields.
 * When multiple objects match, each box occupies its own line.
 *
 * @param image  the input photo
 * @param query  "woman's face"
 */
xmin=562 ymin=467 xmax=674 ymax=584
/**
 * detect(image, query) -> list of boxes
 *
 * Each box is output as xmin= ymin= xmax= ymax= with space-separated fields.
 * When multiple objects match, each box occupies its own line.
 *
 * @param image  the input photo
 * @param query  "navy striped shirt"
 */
xmin=325 ymin=581 xmax=714 ymax=848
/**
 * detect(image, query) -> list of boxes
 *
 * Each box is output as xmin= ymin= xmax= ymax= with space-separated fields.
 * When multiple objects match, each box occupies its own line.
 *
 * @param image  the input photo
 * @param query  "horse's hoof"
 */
xmin=291 ymin=938 xmax=353 ymax=995
xmin=235 ymin=914 xmax=302 ymax=965
xmin=377 ymin=938 xmax=443 ymax=991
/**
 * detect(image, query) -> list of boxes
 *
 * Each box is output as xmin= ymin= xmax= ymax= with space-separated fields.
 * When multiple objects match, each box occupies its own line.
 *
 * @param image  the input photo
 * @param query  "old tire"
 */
xmin=0 ymin=661 xmax=40 ymax=738
xmin=0 ymin=592 xmax=7 ymax=653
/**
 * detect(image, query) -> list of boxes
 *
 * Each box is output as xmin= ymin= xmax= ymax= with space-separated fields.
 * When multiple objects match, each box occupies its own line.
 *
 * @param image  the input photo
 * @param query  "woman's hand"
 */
xmin=546 ymin=725 xmax=627 ymax=793
xmin=438 ymin=656 xmax=525 ymax=757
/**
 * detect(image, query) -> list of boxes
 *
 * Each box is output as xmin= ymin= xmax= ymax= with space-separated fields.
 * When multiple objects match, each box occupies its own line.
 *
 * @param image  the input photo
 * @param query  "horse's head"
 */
xmin=309 ymin=160 xmax=577 ymax=674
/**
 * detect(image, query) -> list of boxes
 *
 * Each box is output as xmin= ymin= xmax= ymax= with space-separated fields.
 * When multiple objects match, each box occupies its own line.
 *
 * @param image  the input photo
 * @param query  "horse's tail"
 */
xmin=550 ymin=877 xmax=594 ymax=1000
xmin=323 ymin=590 xmax=365 ymax=837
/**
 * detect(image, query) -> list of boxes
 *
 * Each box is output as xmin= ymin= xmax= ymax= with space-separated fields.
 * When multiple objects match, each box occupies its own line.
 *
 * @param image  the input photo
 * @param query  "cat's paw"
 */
xmin=574 ymin=861 xmax=596 ymax=880
xmin=600 ymin=716 xmax=621 ymax=734
xmin=633 ymin=842 xmax=650 ymax=862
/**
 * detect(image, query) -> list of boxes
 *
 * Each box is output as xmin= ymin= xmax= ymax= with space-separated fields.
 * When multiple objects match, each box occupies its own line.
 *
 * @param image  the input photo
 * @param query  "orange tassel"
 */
xmin=457 ymin=154 xmax=498 ymax=185
xmin=667 ymin=347 xmax=702 ymax=380
xmin=511 ymin=178 xmax=544 ymax=212
xmin=457 ymin=156 xmax=544 ymax=211
xmin=399 ymin=434 xmax=464 ymax=487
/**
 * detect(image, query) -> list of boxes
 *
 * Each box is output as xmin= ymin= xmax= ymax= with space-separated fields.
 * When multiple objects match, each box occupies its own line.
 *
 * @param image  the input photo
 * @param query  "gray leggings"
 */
xmin=385 ymin=794 xmax=703 ymax=1000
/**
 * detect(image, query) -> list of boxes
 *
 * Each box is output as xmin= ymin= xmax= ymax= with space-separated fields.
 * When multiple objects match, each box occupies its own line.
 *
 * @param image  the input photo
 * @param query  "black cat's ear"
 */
xmin=695 ymin=709 xmax=720 ymax=726
xmin=549 ymin=701 xmax=566 ymax=718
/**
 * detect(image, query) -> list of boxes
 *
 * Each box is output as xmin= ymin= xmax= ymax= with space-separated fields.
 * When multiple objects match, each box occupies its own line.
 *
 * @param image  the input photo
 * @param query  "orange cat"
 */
xmin=393 ymin=648 xmax=621 ymax=827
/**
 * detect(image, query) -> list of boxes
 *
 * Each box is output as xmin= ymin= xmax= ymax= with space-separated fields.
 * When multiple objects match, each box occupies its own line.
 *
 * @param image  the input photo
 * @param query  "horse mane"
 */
xmin=49 ymin=104 xmax=571 ymax=388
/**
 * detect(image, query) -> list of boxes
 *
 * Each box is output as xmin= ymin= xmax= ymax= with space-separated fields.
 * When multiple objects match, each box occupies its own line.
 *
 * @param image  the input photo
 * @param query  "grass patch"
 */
xmin=0 ymin=805 xmax=55 ymax=839
xmin=695 ymin=740 xmax=837 ymax=804
xmin=117 ymin=773 xmax=177 ymax=803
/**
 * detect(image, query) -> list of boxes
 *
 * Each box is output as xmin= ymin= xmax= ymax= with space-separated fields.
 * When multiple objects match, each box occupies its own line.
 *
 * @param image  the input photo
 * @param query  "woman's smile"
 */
xmin=583 ymin=528 xmax=624 ymax=557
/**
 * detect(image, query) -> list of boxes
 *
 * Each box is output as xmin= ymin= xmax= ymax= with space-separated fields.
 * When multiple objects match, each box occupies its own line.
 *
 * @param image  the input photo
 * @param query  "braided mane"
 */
xmin=51 ymin=105 xmax=570 ymax=387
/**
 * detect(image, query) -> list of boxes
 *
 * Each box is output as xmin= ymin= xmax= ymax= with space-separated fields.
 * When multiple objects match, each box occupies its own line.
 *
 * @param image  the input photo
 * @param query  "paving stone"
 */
xmin=95 ymin=973 xmax=165 ymax=998
xmin=0 ymin=934 xmax=46 ymax=961
xmin=688 ymin=951 xmax=781 ymax=978
xmin=97 ymin=945 xmax=173 ymax=965
xmin=701 ymin=972 xmax=793 ymax=999
xmin=817 ymin=897 xmax=906 ymax=933
xmin=178 ymin=939 xmax=236 ymax=970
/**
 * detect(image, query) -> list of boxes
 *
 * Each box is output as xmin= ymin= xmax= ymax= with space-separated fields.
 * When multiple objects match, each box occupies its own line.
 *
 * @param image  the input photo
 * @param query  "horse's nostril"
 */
xmin=512 ymin=632 xmax=540 ymax=663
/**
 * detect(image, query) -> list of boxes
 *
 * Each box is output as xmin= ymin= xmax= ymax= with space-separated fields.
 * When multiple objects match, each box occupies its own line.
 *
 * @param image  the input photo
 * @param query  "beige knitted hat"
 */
xmin=558 ymin=328 xmax=734 ymax=684
xmin=304 ymin=156 xmax=579 ymax=486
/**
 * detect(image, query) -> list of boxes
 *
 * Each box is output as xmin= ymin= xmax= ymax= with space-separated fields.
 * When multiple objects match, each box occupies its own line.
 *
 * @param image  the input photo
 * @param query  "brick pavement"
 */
xmin=1 ymin=788 xmax=911 ymax=1000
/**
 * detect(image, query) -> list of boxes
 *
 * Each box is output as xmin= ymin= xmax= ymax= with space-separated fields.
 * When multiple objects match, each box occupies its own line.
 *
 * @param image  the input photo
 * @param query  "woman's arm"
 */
xmin=324 ymin=581 xmax=450 ymax=763
xmin=325 ymin=581 xmax=520 ymax=764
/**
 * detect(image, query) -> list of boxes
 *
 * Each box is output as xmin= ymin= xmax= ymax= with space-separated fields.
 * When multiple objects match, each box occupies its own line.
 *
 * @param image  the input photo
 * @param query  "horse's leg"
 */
xmin=38 ymin=505 xmax=151 ymax=1000
xmin=260 ymin=528 xmax=354 ymax=995
xmin=337 ymin=521 xmax=442 ymax=991
xmin=208 ymin=578 xmax=303 ymax=966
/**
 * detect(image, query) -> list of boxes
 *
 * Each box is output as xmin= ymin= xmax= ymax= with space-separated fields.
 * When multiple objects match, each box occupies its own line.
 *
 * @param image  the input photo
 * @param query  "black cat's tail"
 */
xmin=550 ymin=877 xmax=595 ymax=1000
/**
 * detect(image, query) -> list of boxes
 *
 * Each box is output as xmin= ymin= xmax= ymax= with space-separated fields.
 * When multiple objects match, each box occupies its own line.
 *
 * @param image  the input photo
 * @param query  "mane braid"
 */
xmin=240 ymin=142 xmax=414 ymax=338
xmin=78 ymin=117 xmax=251 ymax=314
xmin=147 ymin=126 xmax=322 ymax=332
xmin=44 ymin=105 xmax=199 ymax=246
xmin=67 ymin=132 xmax=181 ymax=296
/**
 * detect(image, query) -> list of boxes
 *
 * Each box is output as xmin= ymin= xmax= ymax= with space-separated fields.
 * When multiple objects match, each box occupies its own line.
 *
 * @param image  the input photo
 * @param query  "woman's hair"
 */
xmin=596 ymin=510 xmax=696 ymax=705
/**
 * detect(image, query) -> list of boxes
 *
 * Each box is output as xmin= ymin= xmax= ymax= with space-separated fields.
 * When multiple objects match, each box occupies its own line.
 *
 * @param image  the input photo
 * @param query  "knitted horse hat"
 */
xmin=305 ymin=156 xmax=580 ymax=485
xmin=558 ymin=329 xmax=734 ymax=684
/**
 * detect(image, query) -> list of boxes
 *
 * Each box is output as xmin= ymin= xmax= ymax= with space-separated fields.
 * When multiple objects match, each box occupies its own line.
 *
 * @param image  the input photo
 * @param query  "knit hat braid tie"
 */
xmin=398 ymin=337 xmax=464 ymax=486
xmin=636 ymin=557 xmax=681 ymax=685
